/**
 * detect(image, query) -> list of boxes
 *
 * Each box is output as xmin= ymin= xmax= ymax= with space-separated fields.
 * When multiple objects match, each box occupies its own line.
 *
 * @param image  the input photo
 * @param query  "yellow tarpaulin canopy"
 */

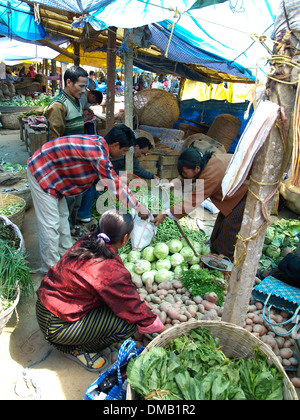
xmin=55 ymin=44 xmax=123 ymax=70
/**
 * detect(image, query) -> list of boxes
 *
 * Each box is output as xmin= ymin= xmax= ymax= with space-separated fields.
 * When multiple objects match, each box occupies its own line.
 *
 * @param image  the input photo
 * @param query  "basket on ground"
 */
xmin=0 ymin=287 xmax=20 ymax=335
xmin=133 ymin=89 xmax=179 ymax=128
xmin=126 ymin=320 xmax=298 ymax=400
xmin=0 ymin=194 xmax=26 ymax=230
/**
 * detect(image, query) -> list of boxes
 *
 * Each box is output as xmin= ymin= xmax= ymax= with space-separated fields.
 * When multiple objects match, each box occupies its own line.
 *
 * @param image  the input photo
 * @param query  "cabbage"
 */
xmin=193 ymin=241 xmax=202 ymax=254
xmin=170 ymin=252 xmax=184 ymax=267
xmin=265 ymin=245 xmax=281 ymax=260
xmin=154 ymin=268 xmax=173 ymax=284
xmin=180 ymin=246 xmax=194 ymax=261
xmin=188 ymin=255 xmax=200 ymax=265
xmin=151 ymin=261 xmax=157 ymax=270
xmin=134 ymin=259 xmax=152 ymax=274
xmin=119 ymin=253 xmax=128 ymax=263
xmin=190 ymin=264 xmax=201 ymax=270
xmin=200 ymin=244 xmax=211 ymax=255
xmin=142 ymin=246 xmax=156 ymax=262
xmin=265 ymin=227 xmax=275 ymax=244
xmin=167 ymin=239 xmax=183 ymax=254
xmin=156 ymin=258 xmax=171 ymax=271
xmin=142 ymin=270 xmax=157 ymax=284
xmin=127 ymin=250 xmax=141 ymax=263
xmin=124 ymin=262 xmax=135 ymax=273
xmin=153 ymin=242 xmax=169 ymax=260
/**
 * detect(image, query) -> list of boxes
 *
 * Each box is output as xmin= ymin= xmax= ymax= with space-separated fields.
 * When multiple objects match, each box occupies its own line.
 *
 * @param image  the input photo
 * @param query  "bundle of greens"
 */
xmin=0 ymin=239 xmax=33 ymax=301
xmin=0 ymin=218 xmax=20 ymax=249
xmin=180 ymin=268 xmax=225 ymax=306
xmin=127 ymin=327 xmax=284 ymax=400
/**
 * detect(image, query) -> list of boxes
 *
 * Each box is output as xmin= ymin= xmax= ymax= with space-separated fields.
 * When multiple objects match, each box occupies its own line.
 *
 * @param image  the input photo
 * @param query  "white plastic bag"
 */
xmin=130 ymin=209 xmax=157 ymax=251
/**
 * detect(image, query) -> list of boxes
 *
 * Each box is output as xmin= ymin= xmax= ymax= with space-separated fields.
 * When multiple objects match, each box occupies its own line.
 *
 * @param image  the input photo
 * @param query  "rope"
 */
xmin=165 ymin=7 xmax=181 ymax=58
xmin=291 ymin=74 xmax=300 ymax=187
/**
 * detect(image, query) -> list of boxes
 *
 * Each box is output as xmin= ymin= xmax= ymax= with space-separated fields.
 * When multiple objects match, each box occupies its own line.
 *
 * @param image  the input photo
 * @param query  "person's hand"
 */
xmin=137 ymin=204 xmax=150 ymax=220
xmin=153 ymin=175 xmax=160 ymax=180
xmin=152 ymin=212 xmax=165 ymax=226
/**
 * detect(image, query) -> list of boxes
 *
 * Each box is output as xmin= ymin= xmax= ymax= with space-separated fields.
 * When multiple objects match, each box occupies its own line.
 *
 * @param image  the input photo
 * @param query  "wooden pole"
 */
xmin=106 ymin=26 xmax=117 ymax=133
xmin=222 ymin=32 xmax=296 ymax=327
xmin=124 ymin=29 xmax=134 ymax=176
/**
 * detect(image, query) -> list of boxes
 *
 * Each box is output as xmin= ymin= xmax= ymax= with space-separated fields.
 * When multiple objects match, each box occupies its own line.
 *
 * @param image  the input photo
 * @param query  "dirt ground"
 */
xmin=0 ymin=128 xmax=299 ymax=400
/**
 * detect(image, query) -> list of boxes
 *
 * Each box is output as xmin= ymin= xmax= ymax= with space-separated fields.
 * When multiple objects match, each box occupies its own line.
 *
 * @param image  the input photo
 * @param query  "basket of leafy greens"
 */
xmin=126 ymin=321 xmax=298 ymax=400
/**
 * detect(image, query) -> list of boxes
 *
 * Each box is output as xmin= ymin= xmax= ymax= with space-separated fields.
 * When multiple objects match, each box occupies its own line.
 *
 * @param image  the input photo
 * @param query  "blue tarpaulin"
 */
xmin=0 ymin=0 xmax=47 ymax=40
xmin=175 ymin=98 xmax=255 ymax=153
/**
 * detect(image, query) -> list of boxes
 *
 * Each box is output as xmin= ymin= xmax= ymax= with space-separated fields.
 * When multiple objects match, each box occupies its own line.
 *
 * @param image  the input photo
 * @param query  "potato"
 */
xmin=248 ymin=304 xmax=257 ymax=313
xmin=193 ymin=295 xmax=202 ymax=304
xmin=159 ymin=311 xmax=167 ymax=324
xmin=145 ymin=278 xmax=153 ymax=294
xmin=282 ymin=359 xmax=291 ymax=367
xmin=172 ymin=280 xmax=183 ymax=289
xmin=178 ymin=314 xmax=188 ymax=322
xmin=274 ymin=336 xmax=285 ymax=349
xmin=159 ymin=302 xmax=172 ymax=312
xmin=187 ymin=304 xmax=198 ymax=318
xmin=260 ymin=334 xmax=276 ymax=348
xmin=252 ymin=324 xmax=267 ymax=336
xmin=158 ymin=281 xmax=172 ymax=290
xmin=291 ymin=377 xmax=300 ymax=388
xmin=198 ymin=304 xmax=205 ymax=314
xmin=202 ymin=300 xmax=218 ymax=311
xmin=204 ymin=292 xmax=218 ymax=304
xmin=156 ymin=289 xmax=169 ymax=297
xmin=150 ymin=295 xmax=162 ymax=304
xmin=166 ymin=308 xmax=180 ymax=320
xmin=279 ymin=348 xmax=293 ymax=359
xmin=283 ymin=339 xmax=293 ymax=348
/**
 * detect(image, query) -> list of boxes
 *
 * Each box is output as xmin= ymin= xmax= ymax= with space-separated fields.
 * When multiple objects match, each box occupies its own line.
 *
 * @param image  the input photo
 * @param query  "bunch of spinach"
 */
xmin=127 ymin=327 xmax=284 ymax=400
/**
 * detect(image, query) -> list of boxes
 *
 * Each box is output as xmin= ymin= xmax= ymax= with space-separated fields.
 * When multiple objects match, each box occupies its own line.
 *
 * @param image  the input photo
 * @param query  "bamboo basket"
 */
xmin=0 ymin=287 xmax=20 ymax=335
xmin=0 ymin=194 xmax=26 ymax=231
xmin=134 ymin=89 xmax=180 ymax=128
xmin=126 ymin=320 xmax=298 ymax=400
xmin=207 ymin=114 xmax=241 ymax=152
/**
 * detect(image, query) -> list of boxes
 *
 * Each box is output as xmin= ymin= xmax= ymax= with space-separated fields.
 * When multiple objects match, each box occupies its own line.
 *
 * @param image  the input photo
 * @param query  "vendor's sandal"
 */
xmin=71 ymin=226 xmax=83 ymax=238
xmin=65 ymin=350 xmax=108 ymax=373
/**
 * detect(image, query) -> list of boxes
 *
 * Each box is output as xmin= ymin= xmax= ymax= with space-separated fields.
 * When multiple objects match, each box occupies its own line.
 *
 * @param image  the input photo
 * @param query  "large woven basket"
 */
xmin=207 ymin=114 xmax=241 ymax=152
xmin=0 ymin=194 xmax=26 ymax=231
xmin=133 ymin=89 xmax=179 ymax=128
xmin=0 ymin=287 xmax=20 ymax=335
xmin=126 ymin=320 xmax=298 ymax=400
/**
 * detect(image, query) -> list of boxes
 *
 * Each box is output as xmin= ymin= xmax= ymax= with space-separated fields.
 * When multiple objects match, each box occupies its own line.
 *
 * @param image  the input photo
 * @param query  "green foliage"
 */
xmin=127 ymin=328 xmax=284 ymax=401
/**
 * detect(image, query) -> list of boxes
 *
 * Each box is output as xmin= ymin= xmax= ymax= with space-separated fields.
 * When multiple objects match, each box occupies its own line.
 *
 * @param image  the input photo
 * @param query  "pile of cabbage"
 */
xmin=259 ymin=218 xmax=300 ymax=271
xmin=120 ymin=238 xmax=211 ymax=285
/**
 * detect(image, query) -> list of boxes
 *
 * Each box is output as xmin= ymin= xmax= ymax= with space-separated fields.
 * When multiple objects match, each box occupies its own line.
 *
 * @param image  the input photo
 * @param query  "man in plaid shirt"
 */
xmin=27 ymin=124 xmax=148 ymax=274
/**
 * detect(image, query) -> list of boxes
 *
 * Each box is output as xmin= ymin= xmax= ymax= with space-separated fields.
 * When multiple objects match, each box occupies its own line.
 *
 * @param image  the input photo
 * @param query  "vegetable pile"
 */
xmin=0 ymin=94 xmax=52 ymax=108
xmin=0 ymin=239 xmax=33 ymax=313
xmin=1 ymin=163 xmax=24 ymax=173
xmin=127 ymin=327 xmax=285 ymax=400
xmin=0 ymin=202 xmax=23 ymax=217
xmin=259 ymin=218 xmax=300 ymax=271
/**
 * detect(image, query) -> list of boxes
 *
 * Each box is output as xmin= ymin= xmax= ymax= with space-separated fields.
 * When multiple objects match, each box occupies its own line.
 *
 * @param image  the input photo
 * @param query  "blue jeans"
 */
xmin=77 ymin=183 xmax=99 ymax=220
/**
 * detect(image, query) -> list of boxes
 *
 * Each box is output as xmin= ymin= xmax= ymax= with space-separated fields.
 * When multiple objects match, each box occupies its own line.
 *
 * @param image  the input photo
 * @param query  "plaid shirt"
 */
xmin=27 ymin=135 xmax=140 ymax=210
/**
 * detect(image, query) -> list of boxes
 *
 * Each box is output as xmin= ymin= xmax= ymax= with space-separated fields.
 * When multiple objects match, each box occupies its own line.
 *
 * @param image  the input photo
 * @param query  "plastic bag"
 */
xmin=130 ymin=208 xmax=157 ymax=251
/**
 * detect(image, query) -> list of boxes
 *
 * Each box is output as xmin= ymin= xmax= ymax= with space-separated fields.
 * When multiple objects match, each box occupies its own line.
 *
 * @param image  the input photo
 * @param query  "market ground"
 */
xmin=0 ymin=129 xmax=299 ymax=400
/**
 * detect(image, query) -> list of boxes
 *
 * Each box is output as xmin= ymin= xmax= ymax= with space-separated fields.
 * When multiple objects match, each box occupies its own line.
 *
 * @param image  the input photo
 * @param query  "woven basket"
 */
xmin=0 ymin=287 xmax=20 ymax=335
xmin=133 ymin=89 xmax=179 ymax=128
xmin=126 ymin=320 xmax=298 ymax=400
xmin=207 ymin=114 xmax=241 ymax=152
xmin=0 ymin=194 xmax=26 ymax=231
